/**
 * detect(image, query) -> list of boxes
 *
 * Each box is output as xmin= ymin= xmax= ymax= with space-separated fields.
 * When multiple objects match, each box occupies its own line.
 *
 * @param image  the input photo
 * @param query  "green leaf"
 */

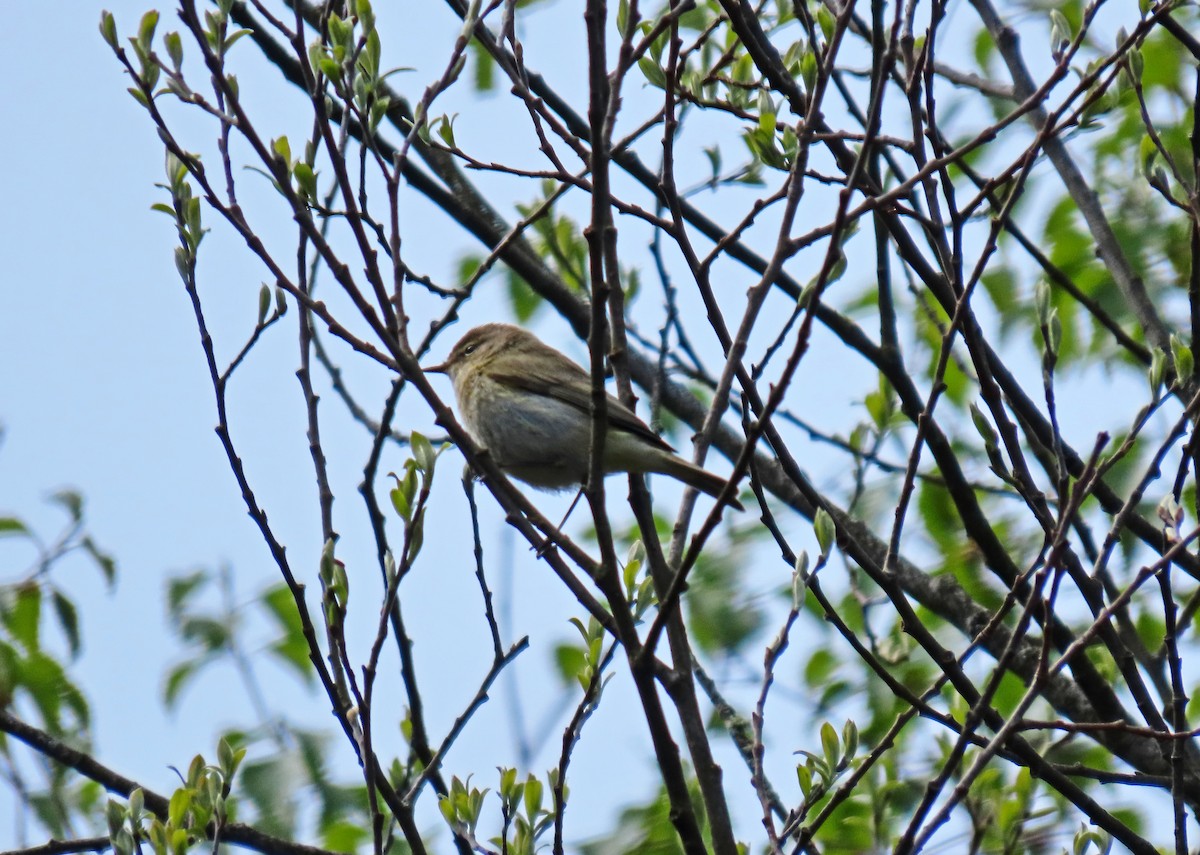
xmin=6 ymin=585 xmax=42 ymax=651
xmin=1171 ymin=333 xmax=1193 ymax=381
xmin=50 ymin=489 xmax=83 ymax=522
xmin=622 ymin=551 xmax=642 ymax=596
xmin=1139 ymin=134 xmax=1158 ymax=175
xmin=106 ymin=798 xmax=126 ymax=836
xmin=326 ymin=13 xmax=349 ymax=49
xmin=408 ymin=508 xmax=425 ymax=559
xmin=180 ymin=616 xmax=230 ymax=650
xmin=813 ymin=508 xmax=835 ymax=556
xmin=448 ymin=55 xmax=466 ymax=87
xmin=1034 ymin=279 xmax=1051 ymax=326
xmin=217 ymin=735 xmax=246 ymax=779
xmin=271 ymin=137 xmax=292 ymax=171
xmin=163 ymin=659 xmax=202 ymax=709
xmin=498 ymin=767 xmax=518 ymax=801
xmin=470 ymin=38 xmax=495 ymax=92
xmin=523 ymin=775 xmax=543 ymax=818
xmin=820 ymin=720 xmax=839 ymax=768
xmin=969 ymin=402 xmax=999 ymax=448
xmin=293 ymin=162 xmax=317 ymax=200
xmin=703 ymin=146 xmax=721 ymax=183
xmin=864 ymin=386 xmax=891 ymax=430
xmin=757 ymin=90 xmax=776 ymax=134
xmin=1046 ymin=309 xmax=1061 ymax=357
xmin=186 ymin=754 xmax=206 ymax=788
xmin=99 ymin=11 xmax=119 ymax=51
xmin=684 ymin=541 xmax=763 ymax=655
xmin=170 ymin=828 xmax=189 ymax=855
xmin=147 ymin=819 xmax=167 ymax=855
xmin=307 ymin=42 xmax=327 ymax=75
xmin=1149 ymin=348 xmax=1167 ymax=396
xmin=168 ymin=788 xmax=191 ymax=827
xmin=81 ymin=536 xmax=117 ymax=589
xmin=223 ymin=29 xmax=252 ymax=53
xmin=322 ymin=821 xmax=370 ymax=853
xmin=506 ymin=269 xmax=543 ymax=321
xmin=112 ymin=823 xmax=134 ymax=853
xmin=816 ymin=5 xmax=834 ymax=41
xmin=390 ymin=478 xmax=413 ymax=522
xmin=368 ymin=96 xmax=391 ymax=132
xmin=411 ymin=431 xmax=436 ymax=474
xmin=0 ymin=517 xmax=29 ymax=537
xmin=319 ymin=538 xmax=337 ymax=586
xmin=261 ymin=584 xmax=314 ymax=685
xmin=0 ymin=638 xmax=14 ymax=692
xmin=803 ymin=648 xmax=838 ymax=689
xmin=50 ymin=590 xmax=81 ymax=659
xmin=799 ymin=51 xmax=818 ymax=93
xmin=796 ymin=763 xmax=813 ymax=797
xmin=552 ymin=643 xmax=586 ymax=686
xmin=317 ymin=55 xmax=341 ymax=79
xmin=20 ymin=651 xmax=70 ymax=731
xmin=112 ymin=826 xmax=134 ymax=854
xmin=329 ymin=556 xmax=349 ymax=607
xmin=781 ymin=38 xmax=806 ymax=74
xmin=436 ymin=115 xmax=456 ymax=148
xmin=637 ymin=57 xmax=666 ymax=88
xmin=166 ymin=569 xmax=208 ymax=620
xmin=128 ymin=788 xmax=144 ymax=822
xmin=355 ymin=0 xmax=376 ymax=31
xmin=567 ymin=617 xmax=586 ymax=644
xmin=842 ymin=720 xmax=858 ymax=760
xmin=792 ymin=552 xmax=809 ymax=608
xmin=164 ymin=31 xmax=183 ymax=70
xmin=1048 ymin=9 xmax=1071 ymax=58
xmin=137 ymin=10 xmax=160 ymax=52
xmin=257 ymin=283 xmax=271 ymax=325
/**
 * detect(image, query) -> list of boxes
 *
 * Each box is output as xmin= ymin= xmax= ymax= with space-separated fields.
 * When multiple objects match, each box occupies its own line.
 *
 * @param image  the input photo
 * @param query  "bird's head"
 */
xmin=424 ymin=323 xmax=535 ymax=380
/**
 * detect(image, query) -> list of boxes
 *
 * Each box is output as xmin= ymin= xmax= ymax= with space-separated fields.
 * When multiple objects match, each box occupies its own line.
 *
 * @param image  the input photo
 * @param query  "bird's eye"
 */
xmin=463 ymin=344 xmax=477 ymax=356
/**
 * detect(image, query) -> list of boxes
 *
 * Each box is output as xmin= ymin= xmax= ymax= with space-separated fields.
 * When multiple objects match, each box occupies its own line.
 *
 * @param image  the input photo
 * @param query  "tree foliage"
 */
xmin=5 ymin=0 xmax=1200 ymax=853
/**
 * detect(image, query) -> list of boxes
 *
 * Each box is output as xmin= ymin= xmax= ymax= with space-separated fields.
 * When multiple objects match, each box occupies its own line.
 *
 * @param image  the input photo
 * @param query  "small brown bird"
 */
xmin=425 ymin=324 xmax=742 ymax=510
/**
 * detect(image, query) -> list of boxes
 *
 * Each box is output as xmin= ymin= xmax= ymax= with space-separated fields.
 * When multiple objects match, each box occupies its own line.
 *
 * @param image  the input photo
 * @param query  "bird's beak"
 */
xmin=423 ymin=360 xmax=449 ymax=375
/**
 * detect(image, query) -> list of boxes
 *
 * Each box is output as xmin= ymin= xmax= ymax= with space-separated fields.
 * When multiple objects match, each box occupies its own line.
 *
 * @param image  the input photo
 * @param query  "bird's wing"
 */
xmin=490 ymin=360 xmax=675 ymax=452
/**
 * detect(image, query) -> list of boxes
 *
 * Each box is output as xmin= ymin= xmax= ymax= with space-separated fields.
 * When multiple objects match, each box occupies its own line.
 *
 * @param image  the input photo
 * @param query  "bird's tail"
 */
xmin=654 ymin=453 xmax=745 ymax=511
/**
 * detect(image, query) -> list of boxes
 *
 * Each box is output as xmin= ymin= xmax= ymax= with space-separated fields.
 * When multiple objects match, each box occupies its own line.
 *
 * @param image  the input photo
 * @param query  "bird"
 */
xmin=425 ymin=323 xmax=743 ymax=511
